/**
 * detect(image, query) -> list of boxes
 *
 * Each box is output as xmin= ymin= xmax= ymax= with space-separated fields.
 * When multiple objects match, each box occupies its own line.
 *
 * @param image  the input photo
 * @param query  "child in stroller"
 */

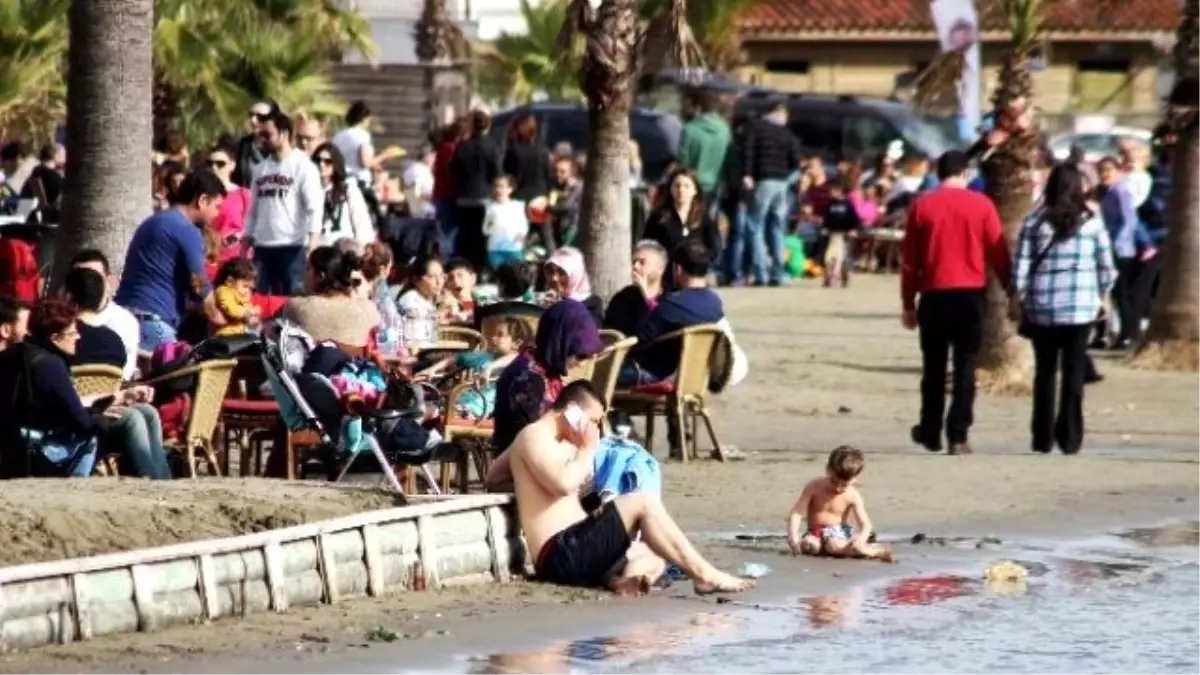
xmin=261 ymin=320 xmax=454 ymax=494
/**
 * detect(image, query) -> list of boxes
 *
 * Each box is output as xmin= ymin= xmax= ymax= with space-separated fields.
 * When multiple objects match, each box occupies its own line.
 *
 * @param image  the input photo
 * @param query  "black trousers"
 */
xmin=455 ymin=204 xmax=489 ymax=273
xmin=1130 ymin=253 xmax=1161 ymax=325
xmin=1028 ymin=323 xmax=1090 ymax=453
xmin=917 ymin=289 xmax=985 ymax=445
xmin=1113 ymin=257 xmax=1139 ymax=343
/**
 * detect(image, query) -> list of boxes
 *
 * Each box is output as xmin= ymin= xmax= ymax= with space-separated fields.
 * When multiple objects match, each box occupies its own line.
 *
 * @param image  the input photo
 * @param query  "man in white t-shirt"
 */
xmin=244 ymin=111 xmax=324 ymax=296
xmin=332 ymin=100 xmax=404 ymax=185
xmin=71 ymin=249 xmax=142 ymax=378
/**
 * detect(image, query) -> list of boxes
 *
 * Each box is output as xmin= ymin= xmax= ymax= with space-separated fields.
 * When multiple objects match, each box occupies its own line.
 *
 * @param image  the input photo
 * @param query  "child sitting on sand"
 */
xmin=786 ymin=446 xmax=894 ymax=562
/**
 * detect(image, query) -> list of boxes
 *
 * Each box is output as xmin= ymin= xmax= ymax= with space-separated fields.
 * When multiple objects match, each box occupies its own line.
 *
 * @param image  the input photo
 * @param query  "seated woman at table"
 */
xmin=282 ymin=246 xmax=380 ymax=348
xmin=539 ymin=247 xmax=603 ymax=325
xmin=489 ymin=298 xmax=602 ymax=461
xmin=397 ymin=254 xmax=446 ymax=346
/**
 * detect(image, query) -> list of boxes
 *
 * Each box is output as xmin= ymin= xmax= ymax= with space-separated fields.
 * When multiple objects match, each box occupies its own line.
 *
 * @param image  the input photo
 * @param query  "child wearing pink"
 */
xmin=210 ymin=185 xmax=251 ymax=264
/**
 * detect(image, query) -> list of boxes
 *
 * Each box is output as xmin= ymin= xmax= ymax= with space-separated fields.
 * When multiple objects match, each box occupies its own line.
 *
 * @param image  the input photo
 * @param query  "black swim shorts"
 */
xmin=534 ymin=501 xmax=632 ymax=589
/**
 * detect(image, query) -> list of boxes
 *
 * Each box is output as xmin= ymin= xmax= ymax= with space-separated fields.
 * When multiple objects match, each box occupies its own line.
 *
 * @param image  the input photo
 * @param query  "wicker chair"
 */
xmin=70 ymin=364 xmax=124 ymax=398
xmin=590 ymin=337 xmax=638 ymax=405
xmin=441 ymin=379 xmax=496 ymax=493
xmin=599 ymin=329 xmax=625 ymax=348
xmin=437 ymin=325 xmax=485 ymax=351
xmin=610 ymin=324 xmax=729 ymax=462
xmin=146 ymin=359 xmax=238 ymax=477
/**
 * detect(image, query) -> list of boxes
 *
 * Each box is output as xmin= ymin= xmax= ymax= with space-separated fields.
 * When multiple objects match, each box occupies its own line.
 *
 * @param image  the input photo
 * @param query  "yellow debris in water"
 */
xmin=984 ymin=561 xmax=1029 ymax=581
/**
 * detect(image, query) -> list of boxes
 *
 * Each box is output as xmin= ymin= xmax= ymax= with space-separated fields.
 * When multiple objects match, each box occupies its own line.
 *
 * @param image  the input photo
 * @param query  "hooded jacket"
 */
xmin=678 ymin=113 xmax=732 ymax=193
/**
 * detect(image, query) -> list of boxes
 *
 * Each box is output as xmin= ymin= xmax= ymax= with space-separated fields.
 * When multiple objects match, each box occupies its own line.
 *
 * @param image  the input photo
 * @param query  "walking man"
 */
xmin=741 ymin=98 xmax=800 ymax=286
xmin=901 ymin=150 xmax=1011 ymax=455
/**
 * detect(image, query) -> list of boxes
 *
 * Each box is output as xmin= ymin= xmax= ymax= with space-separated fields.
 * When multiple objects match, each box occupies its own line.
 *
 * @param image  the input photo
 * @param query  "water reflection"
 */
xmin=880 ymin=575 xmax=970 ymax=606
xmin=467 ymin=613 xmax=740 ymax=673
xmin=804 ymin=589 xmax=864 ymax=629
xmin=1115 ymin=521 xmax=1200 ymax=548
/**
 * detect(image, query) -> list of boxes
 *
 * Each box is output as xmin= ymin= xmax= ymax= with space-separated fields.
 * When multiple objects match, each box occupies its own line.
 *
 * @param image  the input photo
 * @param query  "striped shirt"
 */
xmin=1013 ymin=210 xmax=1117 ymax=327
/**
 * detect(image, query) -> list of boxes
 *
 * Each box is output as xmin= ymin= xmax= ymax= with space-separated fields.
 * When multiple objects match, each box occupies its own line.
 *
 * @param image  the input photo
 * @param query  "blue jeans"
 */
xmin=723 ymin=197 xmax=749 ymax=282
xmin=436 ymin=198 xmax=458 ymax=257
xmin=102 ymin=404 xmax=171 ymax=479
xmin=748 ymin=179 xmax=790 ymax=284
xmin=136 ymin=314 xmax=177 ymax=352
xmin=254 ymin=245 xmax=306 ymax=296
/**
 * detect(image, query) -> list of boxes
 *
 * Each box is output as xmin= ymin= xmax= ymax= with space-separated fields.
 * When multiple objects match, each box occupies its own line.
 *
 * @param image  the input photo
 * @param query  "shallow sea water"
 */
xmin=458 ymin=523 xmax=1200 ymax=674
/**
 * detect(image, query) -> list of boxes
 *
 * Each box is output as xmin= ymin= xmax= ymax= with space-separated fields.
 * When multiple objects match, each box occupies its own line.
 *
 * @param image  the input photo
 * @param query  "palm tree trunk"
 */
xmin=975 ymin=52 xmax=1036 ymax=394
xmin=54 ymin=0 xmax=154 ymax=283
xmin=1136 ymin=124 xmax=1200 ymax=370
xmin=576 ymin=0 xmax=638 ymax=299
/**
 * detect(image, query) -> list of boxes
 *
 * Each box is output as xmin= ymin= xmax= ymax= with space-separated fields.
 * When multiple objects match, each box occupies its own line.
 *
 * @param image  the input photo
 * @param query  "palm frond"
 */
xmin=640 ymin=0 xmax=707 ymax=79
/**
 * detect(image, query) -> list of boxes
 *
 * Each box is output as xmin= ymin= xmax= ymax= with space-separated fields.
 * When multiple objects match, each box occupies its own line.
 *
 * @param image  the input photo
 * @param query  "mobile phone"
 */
xmin=564 ymin=403 xmax=587 ymax=434
xmin=88 ymin=395 xmax=117 ymax=414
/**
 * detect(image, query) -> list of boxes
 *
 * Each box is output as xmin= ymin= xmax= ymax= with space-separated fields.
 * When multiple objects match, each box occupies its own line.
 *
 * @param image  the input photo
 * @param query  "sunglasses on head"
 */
xmin=207 ymin=159 xmax=228 ymax=169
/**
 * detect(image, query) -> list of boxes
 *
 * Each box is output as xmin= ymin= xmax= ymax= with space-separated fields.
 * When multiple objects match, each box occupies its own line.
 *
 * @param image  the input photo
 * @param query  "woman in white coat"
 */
xmin=311 ymin=142 xmax=375 ymax=247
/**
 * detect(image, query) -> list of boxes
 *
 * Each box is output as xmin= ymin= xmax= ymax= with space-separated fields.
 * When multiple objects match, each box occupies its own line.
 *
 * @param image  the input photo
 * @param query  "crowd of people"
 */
xmin=0 ymin=84 xmax=1179 ymax=598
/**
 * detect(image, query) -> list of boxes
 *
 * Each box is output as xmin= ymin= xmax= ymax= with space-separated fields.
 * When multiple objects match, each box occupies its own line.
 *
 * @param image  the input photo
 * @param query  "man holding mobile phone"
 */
xmin=490 ymin=380 xmax=753 ymax=596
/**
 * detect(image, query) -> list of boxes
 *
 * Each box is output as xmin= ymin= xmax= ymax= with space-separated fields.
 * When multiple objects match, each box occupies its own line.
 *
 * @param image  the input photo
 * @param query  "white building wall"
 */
xmin=342 ymin=0 xmax=523 ymax=63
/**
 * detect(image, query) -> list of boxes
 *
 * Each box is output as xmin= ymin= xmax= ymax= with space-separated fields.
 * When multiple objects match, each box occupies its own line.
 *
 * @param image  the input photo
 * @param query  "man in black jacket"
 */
xmin=741 ymin=100 xmax=800 ymax=286
xmin=450 ymin=110 xmax=502 ymax=271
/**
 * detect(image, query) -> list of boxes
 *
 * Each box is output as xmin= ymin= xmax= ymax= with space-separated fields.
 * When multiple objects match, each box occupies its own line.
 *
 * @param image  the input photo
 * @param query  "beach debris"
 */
xmin=975 ymin=536 xmax=1003 ymax=549
xmin=910 ymin=533 xmax=949 ymax=546
xmin=983 ymin=561 xmax=1028 ymax=582
xmin=737 ymin=562 xmax=772 ymax=578
xmin=365 ymin=626 xmax=400 ymax=643
xmin=837 ymin=405 xmax=852 ymax=414
xmin=300 ymin=633 xmax=331 ymax=644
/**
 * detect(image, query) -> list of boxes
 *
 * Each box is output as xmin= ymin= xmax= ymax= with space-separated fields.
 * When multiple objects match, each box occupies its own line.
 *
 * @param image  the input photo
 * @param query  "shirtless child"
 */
xmin=497 ymin=379 xmax=754 ymax=595
xmin=786 ymin=446 xmax=894 ymax=562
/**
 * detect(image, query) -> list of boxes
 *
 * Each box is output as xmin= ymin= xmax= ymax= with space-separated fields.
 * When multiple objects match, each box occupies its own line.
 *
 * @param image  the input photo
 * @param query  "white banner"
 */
xmin=930 ymin=0 xmax=981 ymax=140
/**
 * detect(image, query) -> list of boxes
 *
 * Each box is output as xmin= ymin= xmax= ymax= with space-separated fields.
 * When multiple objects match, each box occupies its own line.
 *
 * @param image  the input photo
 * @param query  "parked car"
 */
xmin=734 ymin=92 xmax=960 ymax=165
xmin=489 ymin=102 xmax=683 ymax=184
xmin=1048 ymin=127 xmax=1153 ymax=164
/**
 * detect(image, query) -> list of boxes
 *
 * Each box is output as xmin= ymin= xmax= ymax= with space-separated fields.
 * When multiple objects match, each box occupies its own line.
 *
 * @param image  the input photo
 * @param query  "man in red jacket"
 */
xmin=901 ymin=150 xmax=1011 ymax=455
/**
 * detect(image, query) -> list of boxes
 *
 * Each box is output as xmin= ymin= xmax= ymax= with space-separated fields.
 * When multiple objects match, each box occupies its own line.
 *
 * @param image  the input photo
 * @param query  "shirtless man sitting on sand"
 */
xmin=487 ymin=380 xmax=754 ymax=595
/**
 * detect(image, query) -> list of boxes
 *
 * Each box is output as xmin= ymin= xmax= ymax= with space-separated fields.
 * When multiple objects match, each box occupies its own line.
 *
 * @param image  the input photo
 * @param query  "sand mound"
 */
xmin=0 ymin=478 xmax=401 ymax=566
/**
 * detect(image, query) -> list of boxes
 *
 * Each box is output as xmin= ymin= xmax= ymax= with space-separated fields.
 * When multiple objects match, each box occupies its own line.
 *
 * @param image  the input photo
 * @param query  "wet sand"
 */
xmin=1 ymin=276 xmax=1196 ymax=672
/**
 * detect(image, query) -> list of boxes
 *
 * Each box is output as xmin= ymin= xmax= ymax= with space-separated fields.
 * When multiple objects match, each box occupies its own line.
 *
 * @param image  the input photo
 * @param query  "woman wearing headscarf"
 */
xmin=539 ymin=246 xmax=604 ymax=324
xmin=490 ymin=298 xmax=603 ymax=459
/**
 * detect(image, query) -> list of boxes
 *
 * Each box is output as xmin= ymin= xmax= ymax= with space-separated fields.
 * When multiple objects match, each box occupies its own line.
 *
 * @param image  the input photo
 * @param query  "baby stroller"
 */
xmin=259 ymin=320 xmax=448 ymax=495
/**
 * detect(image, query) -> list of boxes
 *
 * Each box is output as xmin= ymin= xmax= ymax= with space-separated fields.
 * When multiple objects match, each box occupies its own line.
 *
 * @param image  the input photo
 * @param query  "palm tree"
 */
xmin=414 ymin=0 xmax=469 ymax=134
xmin=1134 ymin=0 xmax=1199 ymax=371
xmin=561 ymin=0 xmax=705 ymax=297
xmin=475 ymin=0 xmax=584 ymax=105
xmin=974 ymin=0 xmax=1046 ymax=393
xmin=53 ymin=0 xmax=155 ymax=282
xmin=638 ymin=0 xmax=761 ymax=72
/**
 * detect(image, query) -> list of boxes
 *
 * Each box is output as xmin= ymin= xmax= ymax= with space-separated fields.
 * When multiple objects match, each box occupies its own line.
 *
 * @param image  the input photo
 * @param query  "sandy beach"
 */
xmin=0 ymin=275 xmax=1195 ymax=672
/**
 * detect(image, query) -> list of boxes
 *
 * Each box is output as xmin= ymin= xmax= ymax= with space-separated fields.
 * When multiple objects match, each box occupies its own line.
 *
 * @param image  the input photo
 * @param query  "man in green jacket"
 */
xmin=678 ymin=90 xmax=732 ymax=208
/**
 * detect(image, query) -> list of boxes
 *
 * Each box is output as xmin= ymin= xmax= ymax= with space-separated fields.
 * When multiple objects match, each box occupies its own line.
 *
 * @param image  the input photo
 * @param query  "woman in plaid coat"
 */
xmin=1011 ymin=163 xmax=1117 ymax=455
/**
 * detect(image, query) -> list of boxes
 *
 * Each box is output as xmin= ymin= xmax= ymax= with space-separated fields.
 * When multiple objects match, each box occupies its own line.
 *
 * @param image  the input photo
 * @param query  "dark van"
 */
xmin=489 ymin=102 xmax=683 ymax=184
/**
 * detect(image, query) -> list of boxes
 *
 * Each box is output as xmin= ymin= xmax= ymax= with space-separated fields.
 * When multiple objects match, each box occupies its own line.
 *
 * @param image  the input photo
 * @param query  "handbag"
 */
xmin=1016 ymin=235 xmax=1058 ymax=339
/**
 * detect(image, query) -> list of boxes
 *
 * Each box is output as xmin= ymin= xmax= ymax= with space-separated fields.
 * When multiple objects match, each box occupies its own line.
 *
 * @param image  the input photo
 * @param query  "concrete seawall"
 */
xmin=0 ymin=494 xmax=524 ymax=651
